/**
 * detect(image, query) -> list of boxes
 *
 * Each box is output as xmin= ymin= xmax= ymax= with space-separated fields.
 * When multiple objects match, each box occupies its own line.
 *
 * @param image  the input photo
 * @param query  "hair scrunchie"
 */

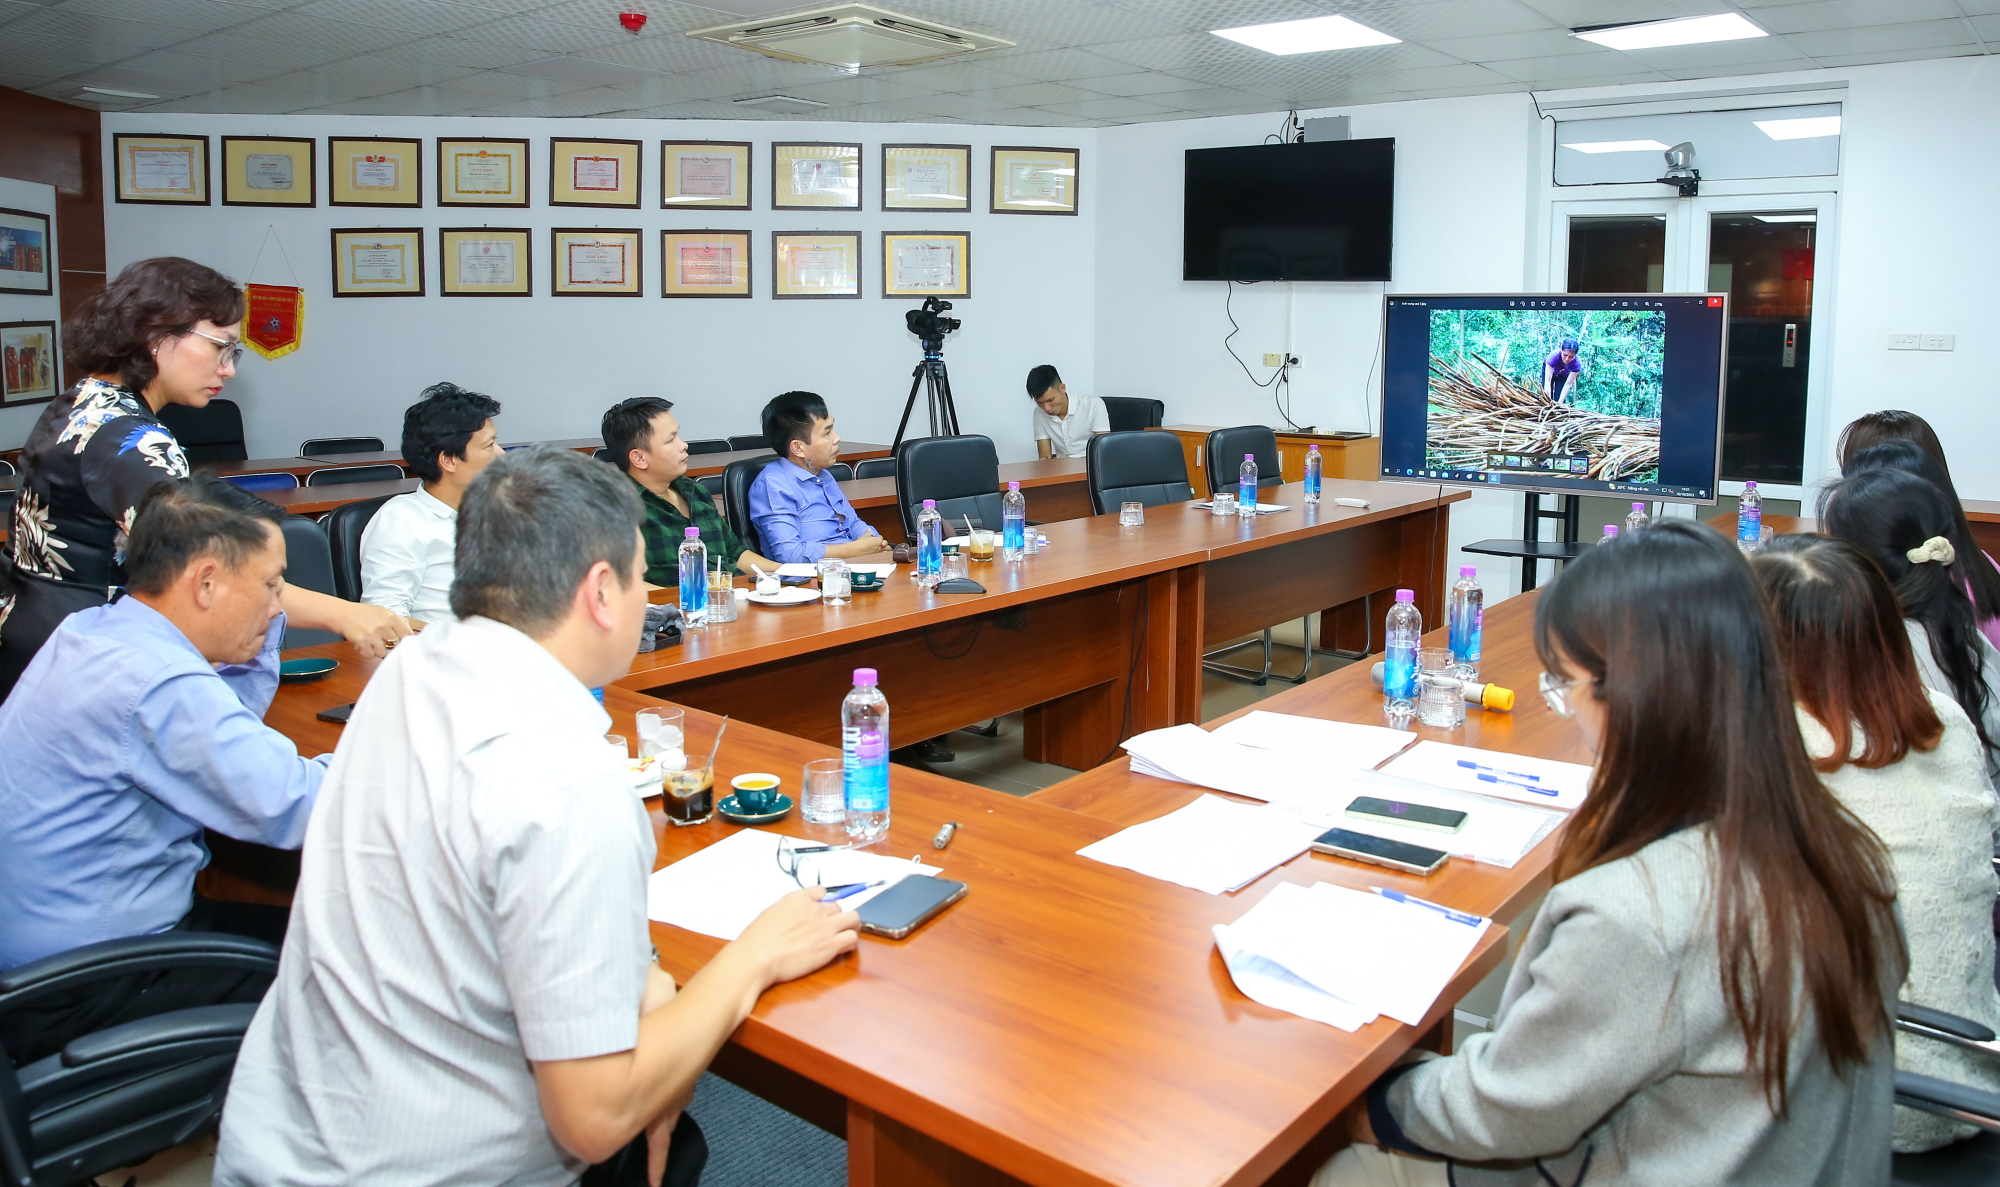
xmin=1906 ymin=536 xmax=1957 ymax=566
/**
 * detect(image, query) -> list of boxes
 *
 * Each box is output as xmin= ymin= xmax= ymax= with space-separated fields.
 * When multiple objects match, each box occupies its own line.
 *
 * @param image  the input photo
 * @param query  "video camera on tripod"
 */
xmin=893 ymin=297 xmax=963 ymax=449
xmin=905 ymin=296 xmax=960 ymax=353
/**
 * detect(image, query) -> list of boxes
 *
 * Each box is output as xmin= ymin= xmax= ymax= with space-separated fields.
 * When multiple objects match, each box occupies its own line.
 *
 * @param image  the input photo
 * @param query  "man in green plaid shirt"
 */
xmin=600 ymin=397 xmax=774 ymax=585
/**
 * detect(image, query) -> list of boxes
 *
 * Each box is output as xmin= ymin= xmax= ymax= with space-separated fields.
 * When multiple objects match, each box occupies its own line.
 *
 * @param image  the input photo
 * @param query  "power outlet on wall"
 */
xmin=1887 ymin=333 xmax=1920 ymax=350
xmin=1262 ymin=352 xmax=1284 ymax=367
xmin=1920 ymin=334 xmax=1955 ymax=351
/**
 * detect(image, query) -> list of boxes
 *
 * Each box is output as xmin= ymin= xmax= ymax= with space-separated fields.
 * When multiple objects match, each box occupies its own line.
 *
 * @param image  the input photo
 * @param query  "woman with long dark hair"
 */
xmin=1754 ymin=534 xmax=2000 ymax=1152
xmin=1823 ymin=468 xmax=2000 ymax=784
xmin=1842 ymin=438 xmax=2000 ymax=649
xmin=1315 ymin=521 xmax=1903 ymax=1186
xmin=1837 ymin=409 xmax=1951 ymax=475
xmin=0 ymin=257 xmax=406 ymax=698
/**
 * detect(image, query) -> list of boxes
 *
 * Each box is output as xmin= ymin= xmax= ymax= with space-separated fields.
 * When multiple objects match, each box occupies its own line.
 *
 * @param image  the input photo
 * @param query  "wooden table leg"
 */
xmin=847 ymin=1100 xmax=1030 ymax=1187
xmin=1022 ymin=566 xmax=1202 ymax=769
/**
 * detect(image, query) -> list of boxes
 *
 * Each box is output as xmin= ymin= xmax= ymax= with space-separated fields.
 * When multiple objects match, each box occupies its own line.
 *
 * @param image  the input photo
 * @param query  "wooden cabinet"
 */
xmin=1155 ymin=424 xmax=1381 ymax=498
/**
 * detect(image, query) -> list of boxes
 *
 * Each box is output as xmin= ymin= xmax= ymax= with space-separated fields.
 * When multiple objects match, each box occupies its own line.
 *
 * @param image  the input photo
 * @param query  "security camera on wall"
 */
xmin=1657 ymin=141 xmax=1699 ymax=198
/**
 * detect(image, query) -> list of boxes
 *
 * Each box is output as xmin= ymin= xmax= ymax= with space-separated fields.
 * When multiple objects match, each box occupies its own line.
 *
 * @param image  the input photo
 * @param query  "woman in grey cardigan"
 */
xmin=1316 ymin=521 xmax=1906 ymax=1187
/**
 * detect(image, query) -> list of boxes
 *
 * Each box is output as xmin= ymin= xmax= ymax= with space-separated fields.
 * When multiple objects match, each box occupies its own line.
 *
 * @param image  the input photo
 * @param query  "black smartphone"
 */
xmin=1310 ymin=828 xmax=1448 ymax=876
xmin=1345 ymin=796 xmax=1467 ymax=834
xmin=855 ymin=876 xmax=967 ymax=939
xmin=315 ymin=703 xmax=354 ymax=724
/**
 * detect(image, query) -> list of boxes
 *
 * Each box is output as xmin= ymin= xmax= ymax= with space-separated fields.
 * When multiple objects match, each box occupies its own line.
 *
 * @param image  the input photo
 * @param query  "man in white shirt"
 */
xmin=358 ymin=382 xmax=505 ymax=625
xmin=1027 ymin=364 xmax=1109 ymax=459
xmin=216 ymin=448 xmax=859 ymax=1187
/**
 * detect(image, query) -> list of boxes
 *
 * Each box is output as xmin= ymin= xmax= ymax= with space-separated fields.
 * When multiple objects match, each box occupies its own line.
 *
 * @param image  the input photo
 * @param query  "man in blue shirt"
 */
xmin=747 ymin=390 xmax=891 ymax=564
xmin=0 ymin=476 xmax=324 ymax=1062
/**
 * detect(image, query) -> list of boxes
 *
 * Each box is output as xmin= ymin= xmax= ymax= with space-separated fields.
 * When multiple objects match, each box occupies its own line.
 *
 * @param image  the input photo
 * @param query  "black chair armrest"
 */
xmin=1897 ymin=1070 xmax=2000 ymax=1128
xmin=0 ymin=933 xmax=279 ymax=1014
xmin=60 ymin=1002 xmax=260 ymax=1069
xmin=1900 ymin=1001 xmax=1999 ymax=1044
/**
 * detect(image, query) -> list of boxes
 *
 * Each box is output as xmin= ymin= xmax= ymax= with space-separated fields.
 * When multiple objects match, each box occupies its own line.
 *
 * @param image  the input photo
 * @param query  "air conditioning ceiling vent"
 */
xmin=687 ymin=3 xmax=1014 ymax=69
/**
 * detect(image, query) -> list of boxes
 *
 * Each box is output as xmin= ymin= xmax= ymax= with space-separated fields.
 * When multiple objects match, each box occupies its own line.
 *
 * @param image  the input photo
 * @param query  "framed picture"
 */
xmin=882 ymin=144 xmax=970 ymax=212
xmin=330 ymin=228 xmax=425 ymax=297
xmin=882 ymin=231 xmax=969 ymax=299
xmin=772 ymin=231 xmax=860 ymax=300
xmin=0 ymin=207 xmax=53 ymax=296
xmin=772 ymin=142 xmax=860 ymax=211
xmin=662 ymin=229 xmax=750 ymax=298
xmin=990 ymin=146 xmax=1079 ymax=215
xmin=221 ymin=136 xmax=315 ymax=207
xmin=552 ymin=227 xmax=642 ymax=296
xmin=551 ymin=138 xmax=641 ymax=209
xmin=662 ymin=141 xmax=750 ymax=210
xmin=0 ymin=321 xmax=59 ymax=406
xmin=113 ymin=134 xmax=209 ymax=205
xmin=328 ymin=137 xmax=422 ymax=207
xmin=438 ymin=138 xmax=529 ymax=208
xmin=439 ymin=227 xmax=531 ymax=296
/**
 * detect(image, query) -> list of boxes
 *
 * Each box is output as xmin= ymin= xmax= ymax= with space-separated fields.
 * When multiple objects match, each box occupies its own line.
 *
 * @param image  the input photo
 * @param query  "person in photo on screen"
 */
xmin=215 ymin=449 xmax=860 ymax=1187
xmin=746 ymin=390 xmax=887 ymax=565
xmin=1315 ymin=521 xmax=1903 ymax=1187
xmin=358 ymin=382 xmax=505 ymax=628
xmin=1541 ymin=337 xmax=1583 ymax=404
xmin=1027 ymin=364 xmax=1108 ymax=459
xmin=600 ymin=395 xmax=774 ymax=584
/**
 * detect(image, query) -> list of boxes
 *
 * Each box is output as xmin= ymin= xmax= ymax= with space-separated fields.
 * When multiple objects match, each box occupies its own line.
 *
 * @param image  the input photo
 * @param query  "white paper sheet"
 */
xmin=1212 ymin=920 xmax=1372 ymax=1031
xmin=1075 ymin=794 xmax=1322 ymax=895
xmin=1264 ymin=768 xmax=1564 ymax=869
xmin=1121 ymin=722 xmax=1402 ymax=802
xmin=1209 ymin=711 xmax=1416 ymax=770
xmin=1381 ymin=740 xmax=1593 ymax=811
xmin=647 ymin=828 xmax=937 ymax=940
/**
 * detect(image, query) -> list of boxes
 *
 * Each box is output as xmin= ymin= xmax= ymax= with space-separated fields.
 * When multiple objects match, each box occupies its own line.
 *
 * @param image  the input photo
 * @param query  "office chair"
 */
xmin=592 ymin=447 xmax=615 ymax=464
xmin=1200 ymin=425 xmax=1310 ymax=686
xmin=1086 ymin=431 xmax=1194 ymax=516
xmin=696 ymin=473 xmax=723 ymax=497
xmin=727 ymin=434 xmax=768 ymax=452
xmin=1100 ymin=397 xmax=1166 ymax=433
xmin=217 ymin=471 xmax=297 ymax=492
xmin=826 ymin=462 xmax=853 ymax=482
xmin=305 ymin=463 xmax=403 ymax=487
xmin=686 ymin=439 xmax=732 ymax=456
xmin=722 ymin=455 xmax=784 ymax=556
xmin=854 ymin=457 xmax=896 ymax=481
xmin=1891 ymin=1004 xmax=2000 ymax=1184
xmin=278 ymin=516 xmax=341 ymax=648
xmin=896 ymin=435 xmax=1003 ymax=540
xmin=324 ymin=494 xmax=394 ymax=603
xmin=0 ymin=458 xmax=15 ymax=475
xmin=156 ymin=399 xmax=247 ymax=465
xmin=0 ymin=932 xmax=279 ymax=1187
xmin=299 ymin=437 xmax=384 ymax=457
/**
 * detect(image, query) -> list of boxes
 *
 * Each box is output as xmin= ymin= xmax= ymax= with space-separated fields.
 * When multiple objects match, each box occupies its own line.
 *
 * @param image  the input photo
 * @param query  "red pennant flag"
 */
xmin=243 ymin=283 xmax=303 ymax=360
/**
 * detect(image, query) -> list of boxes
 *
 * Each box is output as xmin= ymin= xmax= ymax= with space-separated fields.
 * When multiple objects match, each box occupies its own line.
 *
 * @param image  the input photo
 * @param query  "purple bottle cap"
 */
xmin=1007 ymin=481 xmax=1020 ymax=491
xmin=684 ymin=526 xmax=700 ymax=538
xmin=1631 ymin=502 xmax=1645 ymax=510
xmin=853 ymin=667 xmax=878 ymax=686
xmin=1244 ymin=453 xmax=1255 ymax=461
xmin=1395 ymin=589 xmax=1415 ymax=603
xmin=922 ymin=498 xmax=936 ymax=509
xmin=1308 ymin=444 xmax=1320 ymax=451
xmin=1744 ymin=480 xmax=1758 ymax=489
xmin=1459 ymin=565 xmax=1476 ymax=577
xmin=1604 ymin=524 xmax=1619 ymax=536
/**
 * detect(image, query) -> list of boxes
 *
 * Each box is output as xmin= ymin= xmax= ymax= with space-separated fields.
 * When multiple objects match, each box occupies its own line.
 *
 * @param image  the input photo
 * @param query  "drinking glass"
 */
xmin=604 ymin=734 xmax=629 ymax=759
xmin=940 ymin=549 xmax=969 ymax=581
xmin=1210 ymin=491 xmax=1235 ymax=517
xmin=1417 ymin=648 xmax=1466 ymax=729
xmin=706 ymin=571 xmax=739 ymax=622
xmin=801 ymin=757 xmax=846 ymax=824
xmin=664 ymin=764 xmax=714 ymax=826
xmin=1119 ymin=501 xmax=1145 ymax=526
xmin=968 ymin=529 xmax=996 ymax=561
xmin=636 ymin=707 xmax=685 ymax=764
xmin=819 ymin=558 xmax=851 ymax=604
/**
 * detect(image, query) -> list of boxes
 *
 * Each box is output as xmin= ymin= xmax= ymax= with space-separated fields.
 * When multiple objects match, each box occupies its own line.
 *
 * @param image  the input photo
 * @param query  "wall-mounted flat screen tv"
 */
xmin=1183 ymin=138 xmax=1394 ymax=283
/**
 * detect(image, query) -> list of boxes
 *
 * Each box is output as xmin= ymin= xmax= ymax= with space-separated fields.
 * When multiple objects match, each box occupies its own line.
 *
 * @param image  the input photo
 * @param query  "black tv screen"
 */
xmin=1183 ymin=138 xmax=1395 ymax=282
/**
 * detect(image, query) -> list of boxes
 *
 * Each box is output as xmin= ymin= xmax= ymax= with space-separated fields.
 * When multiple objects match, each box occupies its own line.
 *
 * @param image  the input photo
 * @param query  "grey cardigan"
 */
xmin=1380 ymin=828 xmax=1898 ymax=1186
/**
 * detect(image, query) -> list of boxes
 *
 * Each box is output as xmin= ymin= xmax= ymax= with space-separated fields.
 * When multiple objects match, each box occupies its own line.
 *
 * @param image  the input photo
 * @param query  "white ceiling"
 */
xmin=3 ymin=0 xmax=1992 ymax=126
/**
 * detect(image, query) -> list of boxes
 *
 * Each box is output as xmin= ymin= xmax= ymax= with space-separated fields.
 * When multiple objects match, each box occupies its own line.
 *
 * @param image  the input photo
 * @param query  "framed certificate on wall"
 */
xmin=662 ymin=230 xmax=750 ymax=298
xmin=772 ymin=231 xmax=860 ymax=299
xmin=990 ymin=146 xmax=1079 ymax=215
xmin=551 ymin=139 xmax=641 ymax=209
xmin=0 ymin=207 xmax=53 ymax=296
xmin=438 ymin=138 xmax=529 ymax=207
xmin=552 ymin=228 xmax=641 ymax=296
xmin=329 ymin=137 xmax=421 ymax=207
xmin=439 ymin=227 xmax=531 ymax=296
xmin=662 ymin=141 xmax=750 ymax=210
xmin=882 ymin=144 xmax=970 ymax=212
xmin=113 ymin=134 xmax=209 ymax=205
xmin=883 ymin=231 xmax=969 ymax=298
xmin=330 ymin=228 xmax=425 ymax=297
xmin=1 ymin=321 xmax=60 ymax=406
xmin=772 ymin=143 xmax=860 ymax=210
xmin=221 ymin=137 xmax=314 ymax=207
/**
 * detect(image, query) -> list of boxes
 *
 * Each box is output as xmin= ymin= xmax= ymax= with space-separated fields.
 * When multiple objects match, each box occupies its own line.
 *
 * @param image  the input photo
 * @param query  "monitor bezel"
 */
xmin=1374 ymin=291 xmax=1730 ymax=508
xmin=1181 ymin=138 xmax=1397 ymax=283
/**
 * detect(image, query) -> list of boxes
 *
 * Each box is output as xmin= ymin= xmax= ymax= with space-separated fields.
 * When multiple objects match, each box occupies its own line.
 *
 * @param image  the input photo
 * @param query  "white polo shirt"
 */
xmin=1031 ymin=393 xmax=1110 ymax=459
xmin=359 ymin=484 xmax=457 ymax=623
xmin=214 ymin=615 xmax=656 ymax=1187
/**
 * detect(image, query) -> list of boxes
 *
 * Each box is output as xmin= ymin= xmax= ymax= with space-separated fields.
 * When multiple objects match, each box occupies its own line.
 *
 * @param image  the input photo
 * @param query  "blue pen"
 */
xmin=1456 ymin=758 xmax=1540 ymax=782
xmin=1372 ymin=887 xmax=1483 ymax=927
xmin=1476 ymin=771 xmax=1558 ymax=797
xmin=822 ymin=880 xmax=884 ymax=901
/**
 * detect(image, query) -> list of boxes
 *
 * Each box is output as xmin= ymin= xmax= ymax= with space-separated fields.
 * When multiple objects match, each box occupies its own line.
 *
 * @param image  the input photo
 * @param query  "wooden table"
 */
xmin=1157 ymin=426 xmax=1380 ymax=500
xmin=1711 ymin=502 xmax=2000 ymax=558
xmin=842 ymin=457 xmax=1092 ymax=539
xmin=259 ymin=476 xmax=419 ymax=516
xmin=197 ymin=456 xmax=391 ymax=480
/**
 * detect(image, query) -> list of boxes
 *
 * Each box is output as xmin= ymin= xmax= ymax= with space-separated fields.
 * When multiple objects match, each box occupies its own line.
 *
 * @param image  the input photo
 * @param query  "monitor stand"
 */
xmin=1463 ymin=493 xmax=1585 ymax=594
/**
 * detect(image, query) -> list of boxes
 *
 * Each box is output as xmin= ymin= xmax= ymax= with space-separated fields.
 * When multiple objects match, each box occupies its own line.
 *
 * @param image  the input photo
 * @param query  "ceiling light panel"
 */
xmin=1753 ymin=115 xmax=1840 ymax=139
xmin=1560 ymin=138 xmax=1672 ymax=153
xmin=1574 ymin=13 xmax=1767 ymax=50
xmin=1210 ymin=14 xmax=1401 ymax=55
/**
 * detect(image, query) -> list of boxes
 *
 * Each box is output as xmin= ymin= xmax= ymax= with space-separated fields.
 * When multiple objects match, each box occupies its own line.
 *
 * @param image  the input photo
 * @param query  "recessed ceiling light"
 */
xmin=1754 ymin=115 xmax=1840 ymax=140
xmin=733 ymin=94 xmax=830 ymax=113
xmin=76 ymin=84 xmax=159 ymax=99
xmin=1753 ymin=213 xmax=1817 ymax=223
xmin=1559 ymin=139 xmax=1671 ymax=154
xmin=1210 ymin=14 xmax=1400 ymax=56
xmin=1573 ymin=13 xmax=1766 ymax=51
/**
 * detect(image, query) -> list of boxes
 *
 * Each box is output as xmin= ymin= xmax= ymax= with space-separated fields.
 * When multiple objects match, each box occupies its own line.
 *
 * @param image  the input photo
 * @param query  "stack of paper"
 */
xmin=1121 ymin=716 xmax=1412 ymax=801
xmin=1214 ymin=881 xmax=1491 ymax=1031
xmin=1381 ymin=741 xmax=1593 ymax=811
xmin=1190 ymin=500 xmax=1291 ymax=514
xmin=1208 ymin=711 xmax=1417 ymax=768
xmin=647 ymin=829 xmax=937 ymax=940
xmin=1264 ymin=769 xmax=1564 ymax=869
xmin=1076 ymin=794 xmax=1324 ymax=895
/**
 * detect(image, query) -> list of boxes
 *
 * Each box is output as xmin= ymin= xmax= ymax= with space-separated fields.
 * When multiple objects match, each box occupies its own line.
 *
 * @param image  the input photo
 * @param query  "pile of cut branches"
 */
xmin=1426 ymin=354 xmax=1660 ymax=480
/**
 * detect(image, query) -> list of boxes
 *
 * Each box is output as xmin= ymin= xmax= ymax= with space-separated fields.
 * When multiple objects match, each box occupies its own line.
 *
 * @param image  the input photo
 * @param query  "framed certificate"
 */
xmin=772 ymin=231 xmax=860 ymax=300
xmin=552 ymin=227 xmax=641 ymax=296
xmin=1 ymin=321 xmax=59 ymax=406
xmin=0 ymin=207 xmax=53 ymax=296
xmin=439 ymin=227 xmax=531 ymax=296
xmin=551 ymin=138 xmax=641 ymax=209
xmin=329 ymin=137 xmax=421 ymax=207
xmin=662 ymin=230 xmax=750 ymax=298
xmin=772 ymin=143 xmax=860 ymax=211
xmin=990 ymin=146 xmax=1079 ymax=216
xmin=662 ymin=141 xmax=750 ymax=210
xmin=221 ymin=136 xmax=314 ymax=207
xmin=330 ymin=228 xmax=425 ymax=297
xmin=882 ymin=144 xmax=970 ymax=212
xmin=438 ymin=138 xmax=529 ymax=208
xmin=113 ymin=134 xmax=208 ymax=205
xmin=883 ymin=231 xmax=969 ymax=298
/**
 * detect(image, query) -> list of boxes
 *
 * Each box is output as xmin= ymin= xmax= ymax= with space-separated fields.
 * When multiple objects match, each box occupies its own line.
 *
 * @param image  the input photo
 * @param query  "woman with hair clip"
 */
xmin=1823 ymin=468 xmax=2000 ymax=786
xmin=1314 ymin=521 xmax=1904 ymax=1187
xmin=1843 ymin=438 xmax=2000 ymax=649
xmin=0 ymin=257 xmax=407 ymax=698
xmin=1754 ymin=534 xmax=2000 ymax=1152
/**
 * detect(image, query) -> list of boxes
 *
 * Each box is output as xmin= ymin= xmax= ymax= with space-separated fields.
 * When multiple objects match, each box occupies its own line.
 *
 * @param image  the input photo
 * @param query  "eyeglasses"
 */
xmin=774 ymin=837 xmax=859 ymax=887
xmin=1539 ymin=670 xmax=1576 ymax=718
xmin=185 ymin=327 xmax=244 ymax=368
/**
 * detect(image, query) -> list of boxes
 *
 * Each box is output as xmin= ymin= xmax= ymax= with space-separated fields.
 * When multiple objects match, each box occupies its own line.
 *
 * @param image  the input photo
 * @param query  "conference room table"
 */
xmin=1713 ymin=502 xmax=2000 ymax=558
xmin=842 ymin=456 xmax=1093 ymax=537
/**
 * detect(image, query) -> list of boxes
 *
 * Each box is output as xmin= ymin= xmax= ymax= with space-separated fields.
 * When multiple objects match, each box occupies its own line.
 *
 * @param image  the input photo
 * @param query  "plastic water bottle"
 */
xmin=677 ymin=527 xmax=708 ymax=625
xmin=842 ymin=667 xmax=890 ymax=842
xmin=1447 ymin=566 xmax=1482 ymax=680
xmin=1598 ymin=524 xmax=1619 ymax=546
xmin=1383 ymin=589 xmax=1421 ymax=718
xmin=916 ymin=498 xmax=943 ymax=588
xmin=1002 ymin=481 xmax=1027 ymax=561
xmin=1237 ymin=453 xmax=1258 ymax=517
xmin=1303 ymin=444 xmax=1322 ymax=505
xmin=1737 ymin=481 xmax=1762 ymax=554
xmin=1624 ymin=502 xmax=1650 ymax=534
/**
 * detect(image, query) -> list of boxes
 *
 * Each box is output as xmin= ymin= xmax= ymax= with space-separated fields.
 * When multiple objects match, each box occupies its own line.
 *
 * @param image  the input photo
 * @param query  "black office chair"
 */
xmin=1200 ymin=425 xmax=1309 ymax=686
xmin=1891 ymin=1003 xmax=2000 ymax=1184
xmin=686 ymin=439 xmax=732 ymax=456
xmin=1086 ymin=431 xmax=1194 ymax=516
xmin=854 ymin=457 xmax=896 ymax=481
xmin=727 ymin=434 xmax=768 ymax=452
xmin=324 ymin=494 xmax=393 ymax=603
xmin=826 ymin=463 xmax=853 ymax=482
xmin=0 ymin=458 xmax=15 ymax=476
xmin=299 ymin=437 xmax=383 ymax=457
xmin=722 ymin=455 xmax=784 ymax=556
xmin=218 ymin=471 xmax=298 ymax=492
xmin=279 ymin=516 xmax=341 ymax=648
xmin=156 ymin=399 xmax=247 ymax=465
xmin=1100 ymin=397 xmax=1166 ymax=433
xmin=696 ymin=473 xmax=723 ymax=498
xmin=896 ymin=435 xmax=1003 ymax=540
xmin=0 ymin=933 xmax=279 ymax=1187
xmin=305 ymin=463 xmax=404 ymax=487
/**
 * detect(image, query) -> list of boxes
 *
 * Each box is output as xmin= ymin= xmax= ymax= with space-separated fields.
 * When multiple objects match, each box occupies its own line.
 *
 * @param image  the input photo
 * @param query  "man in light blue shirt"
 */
xmin=0 ymin=476 xmax=324 ymax=1062
xmin=747 ymin=390 xmax=890 ymax=564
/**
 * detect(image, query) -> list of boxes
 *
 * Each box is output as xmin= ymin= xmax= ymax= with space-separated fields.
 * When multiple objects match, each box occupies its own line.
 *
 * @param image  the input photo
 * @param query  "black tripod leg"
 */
xmin=892 ymin=362 xmax=925 ymax=453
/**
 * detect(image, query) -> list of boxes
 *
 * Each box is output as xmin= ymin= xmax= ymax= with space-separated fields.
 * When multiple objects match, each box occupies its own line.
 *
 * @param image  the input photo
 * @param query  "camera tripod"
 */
xmin=891 ymin=344 xmax=962 ymax=452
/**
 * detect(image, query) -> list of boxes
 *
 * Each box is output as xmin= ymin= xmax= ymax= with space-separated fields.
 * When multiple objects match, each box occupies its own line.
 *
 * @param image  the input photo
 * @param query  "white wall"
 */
xmin=0 ymin=176 xmax=59 ymax=447
xmin=99 ymin=113 xmax=1096 ymax=462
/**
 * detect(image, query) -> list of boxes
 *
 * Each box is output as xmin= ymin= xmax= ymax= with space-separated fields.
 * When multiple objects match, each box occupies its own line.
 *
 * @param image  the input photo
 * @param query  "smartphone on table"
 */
xmin=855 ymin=876 xmax=967 ymax=938
xmin=1310 ymin=828 xmax=1448 ymax=876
